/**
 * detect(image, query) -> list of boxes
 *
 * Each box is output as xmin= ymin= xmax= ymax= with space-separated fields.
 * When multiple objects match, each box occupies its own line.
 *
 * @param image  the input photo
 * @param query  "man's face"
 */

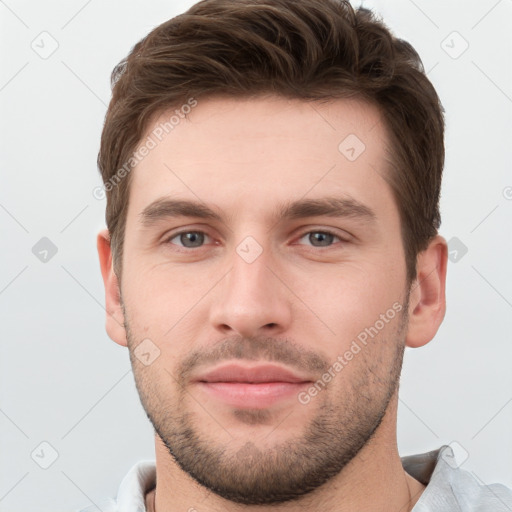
xmin=120 ymin=95 xmax=411 ymax=504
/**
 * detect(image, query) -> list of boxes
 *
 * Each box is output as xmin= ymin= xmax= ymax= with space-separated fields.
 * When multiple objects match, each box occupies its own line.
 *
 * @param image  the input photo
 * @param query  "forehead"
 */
xmin=126 ymin=95 xmax=396 ymax=226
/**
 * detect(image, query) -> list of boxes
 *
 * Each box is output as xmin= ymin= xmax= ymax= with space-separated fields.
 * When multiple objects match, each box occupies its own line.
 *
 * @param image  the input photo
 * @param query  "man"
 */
xmin=88 ymin=0 xmax=512 ymax=510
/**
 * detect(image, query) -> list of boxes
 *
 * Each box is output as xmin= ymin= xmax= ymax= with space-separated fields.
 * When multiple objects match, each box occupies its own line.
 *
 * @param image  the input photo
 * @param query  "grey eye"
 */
xmin=170 ymin=231 xmax=207 ymax=248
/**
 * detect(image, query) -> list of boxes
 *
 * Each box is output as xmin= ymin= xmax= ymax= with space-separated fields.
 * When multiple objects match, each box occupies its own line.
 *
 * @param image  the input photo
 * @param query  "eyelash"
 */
xmin=163 ymin=229 xmax=347 ymax=250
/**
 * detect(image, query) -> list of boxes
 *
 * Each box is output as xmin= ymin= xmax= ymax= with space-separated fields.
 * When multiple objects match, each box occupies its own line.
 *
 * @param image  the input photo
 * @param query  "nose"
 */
xmin=208 ymin=241 xmax=293 ymax=338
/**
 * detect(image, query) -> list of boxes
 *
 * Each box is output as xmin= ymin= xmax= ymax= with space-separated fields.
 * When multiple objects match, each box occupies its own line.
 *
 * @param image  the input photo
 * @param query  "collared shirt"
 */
xmin=75 ymin=445 xmax=512 ymax=511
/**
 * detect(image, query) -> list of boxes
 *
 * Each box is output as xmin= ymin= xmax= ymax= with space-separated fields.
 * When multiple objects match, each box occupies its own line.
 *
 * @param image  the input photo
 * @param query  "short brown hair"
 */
xmin=98 ymin=0 xmax=444 ymax=285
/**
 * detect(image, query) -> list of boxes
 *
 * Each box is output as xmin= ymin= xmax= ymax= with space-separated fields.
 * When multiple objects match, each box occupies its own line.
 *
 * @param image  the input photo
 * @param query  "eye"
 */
xmin=296 ymin=230 xmax=345 ymax=247
xmin=163 ymin=229 xmax=346 ymax=250
xmin=165 ymin=230 xmax=212 ymax=248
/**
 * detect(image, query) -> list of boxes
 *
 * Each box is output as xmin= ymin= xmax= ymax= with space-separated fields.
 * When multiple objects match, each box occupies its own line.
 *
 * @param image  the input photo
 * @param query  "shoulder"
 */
xmin=448 ymin=465 xmax=512 ymax=511
xmin=413 ymin=445 xmax=512 ymax=511
xmin=72 ymin=459 xmax=156 ymax=512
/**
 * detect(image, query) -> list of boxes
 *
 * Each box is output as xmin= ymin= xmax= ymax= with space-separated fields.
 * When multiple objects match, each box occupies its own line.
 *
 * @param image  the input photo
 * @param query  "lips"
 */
xmin=193 ymin=363 xmax=311 ymax=384
xmin=191 ymin=364 xmax=313 ymax=409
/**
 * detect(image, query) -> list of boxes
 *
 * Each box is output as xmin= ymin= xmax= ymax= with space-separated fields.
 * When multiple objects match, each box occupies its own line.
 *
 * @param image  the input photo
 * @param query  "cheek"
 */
xmin=122 ymin=262 xmax=217 ymax=356
xmin=124 ymin=259 xmax=205 ymax=309
xmin=289 ymin=258 xmax=405 ymax=345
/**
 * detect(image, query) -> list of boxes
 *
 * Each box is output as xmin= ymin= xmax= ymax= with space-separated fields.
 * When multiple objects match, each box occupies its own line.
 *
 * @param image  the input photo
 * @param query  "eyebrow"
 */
xmin=139 ymin=196 xmax=377 ymax=228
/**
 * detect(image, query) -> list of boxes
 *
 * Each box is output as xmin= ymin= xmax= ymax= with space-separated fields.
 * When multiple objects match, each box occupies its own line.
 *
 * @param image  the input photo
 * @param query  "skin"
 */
xmin=97 ymin=95 xmax=447 ymax=512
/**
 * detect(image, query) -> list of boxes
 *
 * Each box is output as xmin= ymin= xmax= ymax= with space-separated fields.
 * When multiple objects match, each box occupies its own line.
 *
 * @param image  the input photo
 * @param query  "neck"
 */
xmin=146 ymin=394 xmax=425 ymax=512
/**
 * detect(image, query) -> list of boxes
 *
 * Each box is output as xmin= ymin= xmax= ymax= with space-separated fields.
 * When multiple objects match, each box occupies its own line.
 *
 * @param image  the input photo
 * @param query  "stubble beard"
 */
xmin=124 ymin=298 xmax=409 ymax=505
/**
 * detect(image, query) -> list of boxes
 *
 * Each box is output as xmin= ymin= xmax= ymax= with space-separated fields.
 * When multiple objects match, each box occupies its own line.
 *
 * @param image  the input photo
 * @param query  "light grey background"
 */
xmin=1 ymin=1 xmax=511 ymax=511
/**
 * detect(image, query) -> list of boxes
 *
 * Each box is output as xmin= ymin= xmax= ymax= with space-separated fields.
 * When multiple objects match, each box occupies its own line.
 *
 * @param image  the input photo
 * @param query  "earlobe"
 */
xmin=405 ymin=235 xmax=448 ymax=349
xmin=97 ymin=228 xmax=128 ymax=347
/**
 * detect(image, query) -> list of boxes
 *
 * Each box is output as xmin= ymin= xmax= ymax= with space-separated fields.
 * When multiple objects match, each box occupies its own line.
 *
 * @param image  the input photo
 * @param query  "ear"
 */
xmin=97 ymin=228 xmax=128 ymax=347
xmin=405 ymin=235 xmax=448 ymax=348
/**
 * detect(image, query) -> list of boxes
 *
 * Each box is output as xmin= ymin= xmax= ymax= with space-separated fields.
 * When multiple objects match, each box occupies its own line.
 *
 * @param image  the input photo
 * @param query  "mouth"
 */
xmin=195 ymin=363 xmax=312 ymax=384
xmin=192 ymin=364 xmax=313 ymax=409
xmin=191 ymin=363 xmax=313 ymax=409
